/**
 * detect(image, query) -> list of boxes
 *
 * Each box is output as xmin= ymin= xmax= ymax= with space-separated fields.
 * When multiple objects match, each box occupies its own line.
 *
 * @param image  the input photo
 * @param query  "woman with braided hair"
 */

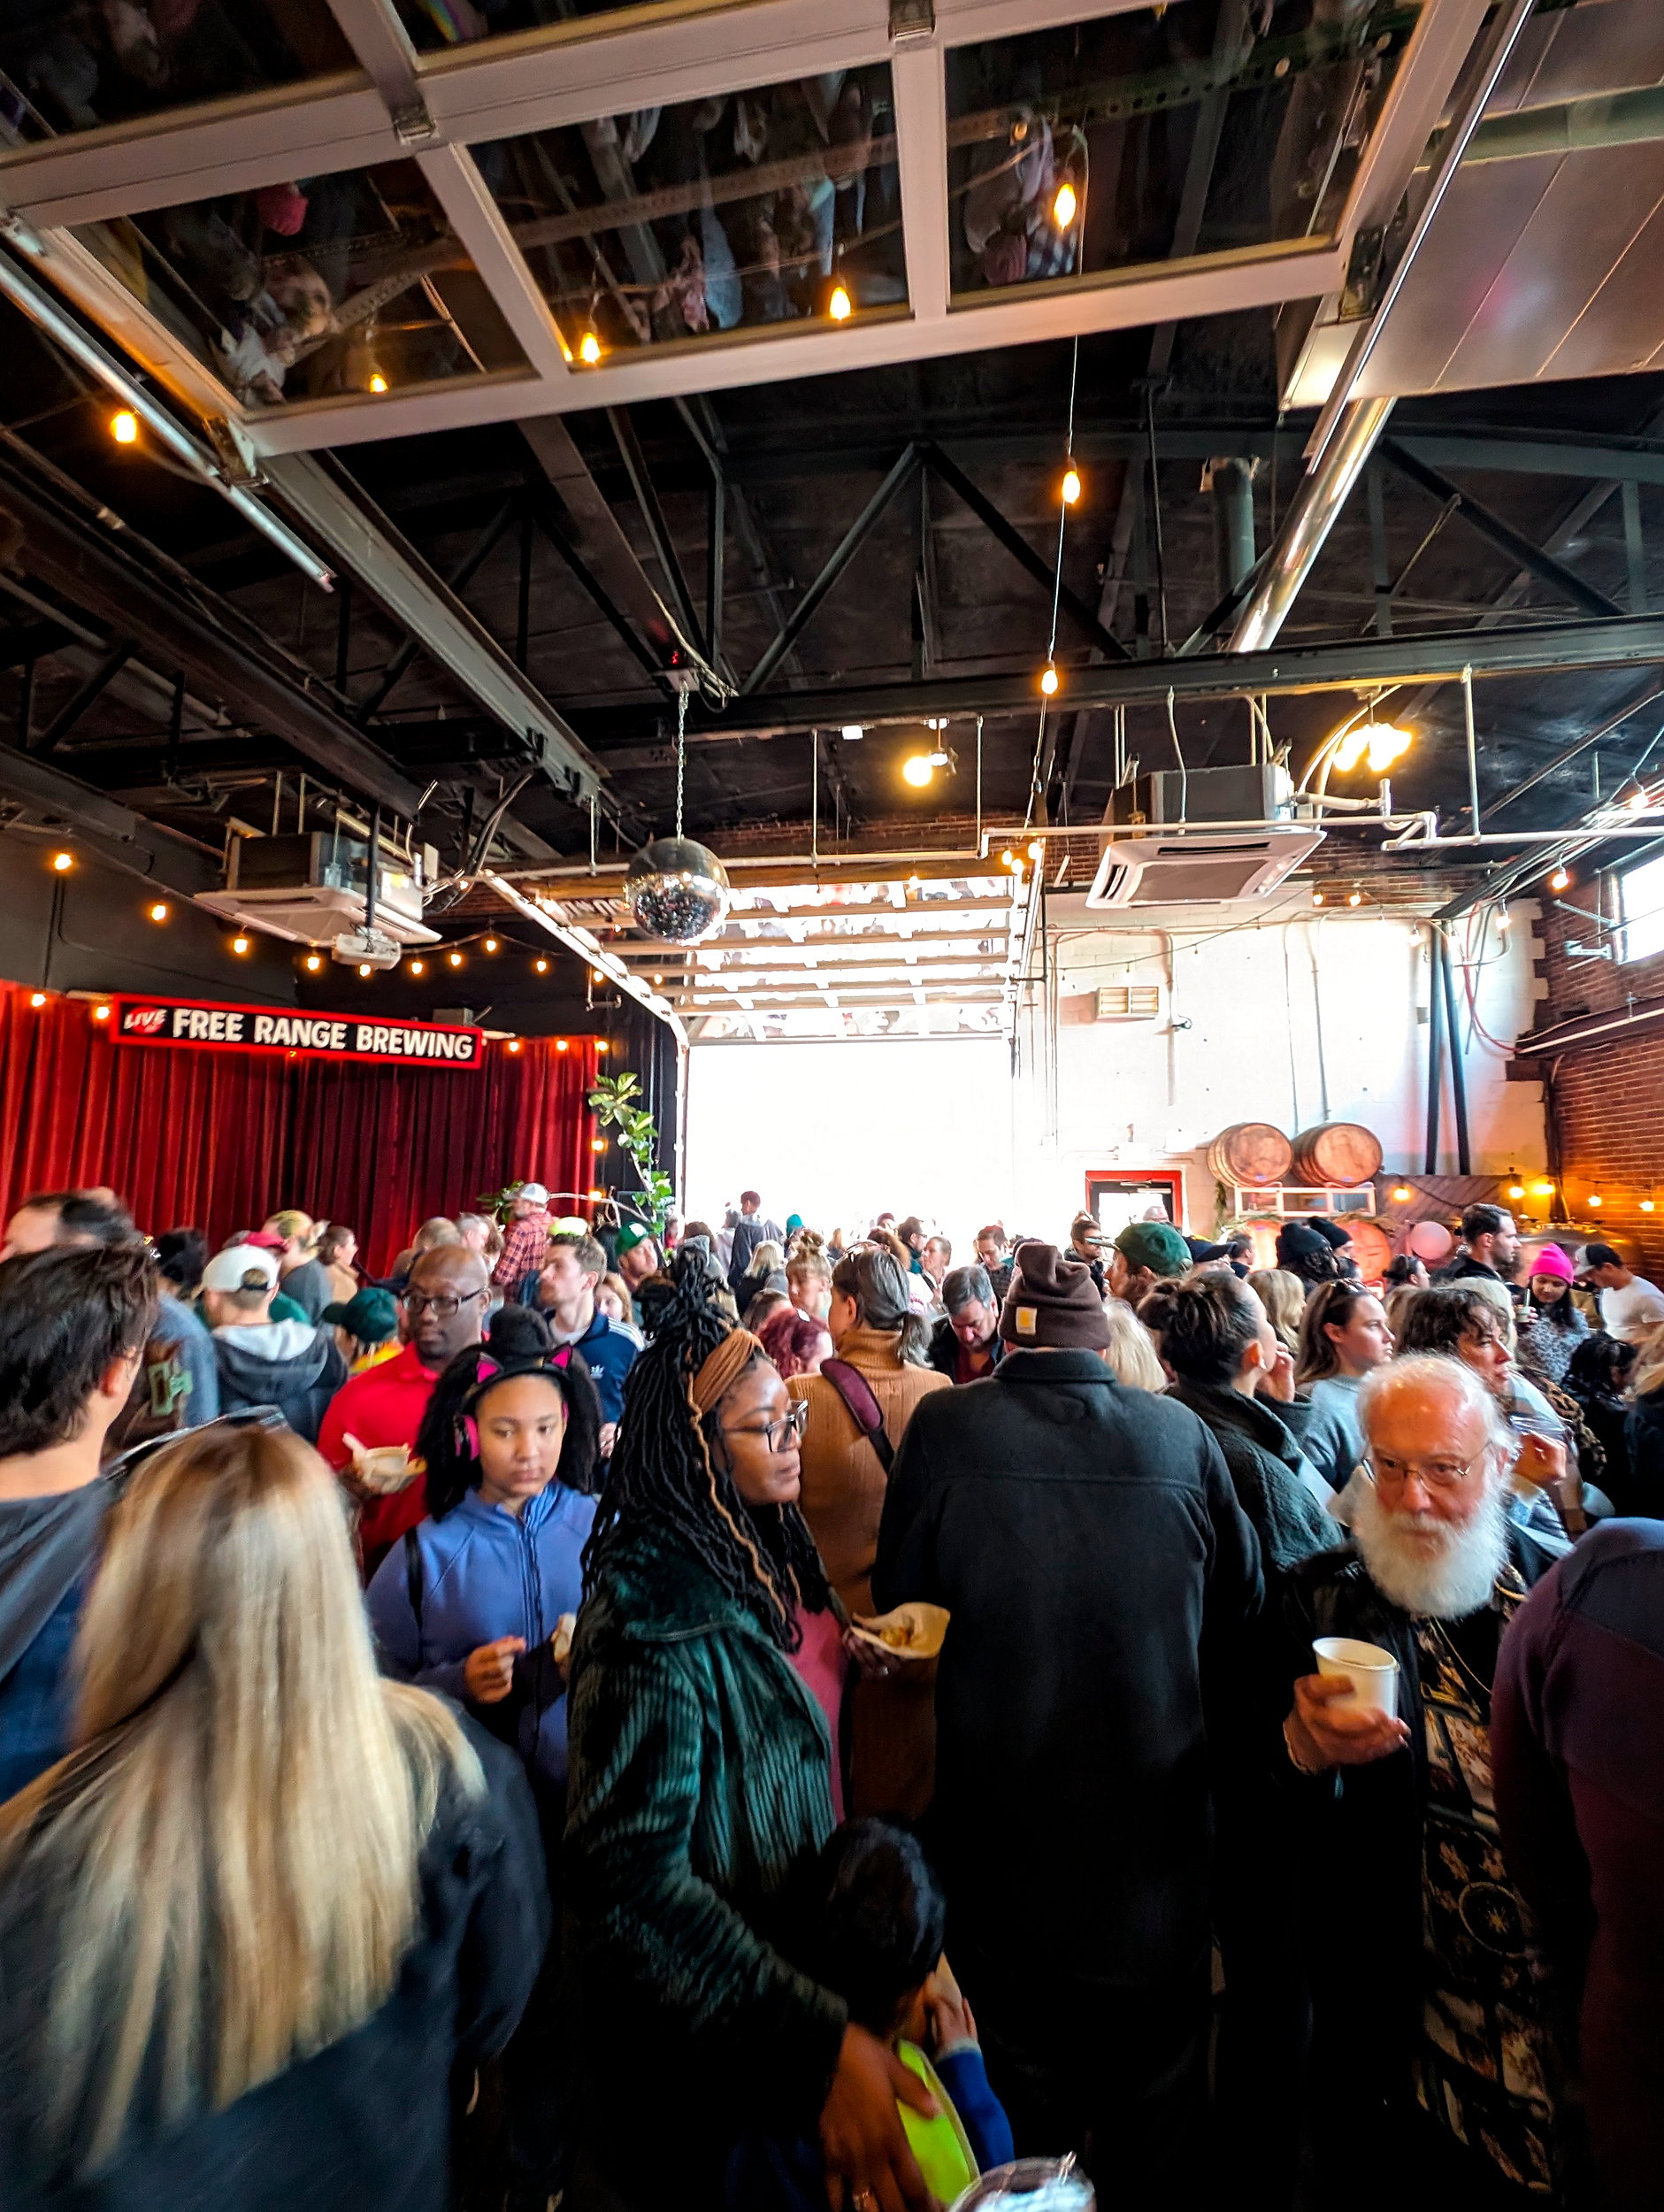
xmin=563 ymin=1248 xmax=935 ymax=2212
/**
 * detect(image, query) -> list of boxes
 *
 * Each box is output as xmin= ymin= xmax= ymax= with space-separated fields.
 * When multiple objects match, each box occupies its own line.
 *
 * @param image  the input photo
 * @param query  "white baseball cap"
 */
xmin=202 ymin=1246 xmax=280 ymax=1294
xmin=517 ymin=1182 xmax=550 ymax=1204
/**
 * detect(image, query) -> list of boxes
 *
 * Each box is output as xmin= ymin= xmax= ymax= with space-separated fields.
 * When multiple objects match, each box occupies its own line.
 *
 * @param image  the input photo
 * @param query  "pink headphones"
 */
xmin=454 ymin=1346 xmax=574 ymax=1460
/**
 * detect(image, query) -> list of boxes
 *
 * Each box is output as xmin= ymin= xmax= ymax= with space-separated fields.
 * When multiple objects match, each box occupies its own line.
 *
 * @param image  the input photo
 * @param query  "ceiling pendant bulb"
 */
xmin=1039 ymin=664 xmax=1060 ymax=696
xmin=1052 ymin=180 xmax=1077 ymax=228
xmin=1061 ymin=465 xmax=1082 ymax=506
xmin=367 ymin=371 xmax=388 ymax=394
xmin=827 ymin=281 xmax=853 ymax=322
xmin=579 ymin=330 xmax=602 ymax=366
xmin=110 ymin=409 xmax=139 ymax=445
xmin=902 ymin=754 xmax=934 ymax=787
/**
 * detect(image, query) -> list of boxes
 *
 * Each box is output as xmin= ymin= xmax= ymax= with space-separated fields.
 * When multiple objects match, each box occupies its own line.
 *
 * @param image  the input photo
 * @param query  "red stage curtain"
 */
xmin=0 ymin=984 xmax=598 ymax=1271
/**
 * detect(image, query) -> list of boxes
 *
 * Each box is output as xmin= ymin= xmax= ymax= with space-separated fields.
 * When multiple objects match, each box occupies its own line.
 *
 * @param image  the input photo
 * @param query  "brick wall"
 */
xmin=1533 ymin=883 xmax=1664 ymax=1278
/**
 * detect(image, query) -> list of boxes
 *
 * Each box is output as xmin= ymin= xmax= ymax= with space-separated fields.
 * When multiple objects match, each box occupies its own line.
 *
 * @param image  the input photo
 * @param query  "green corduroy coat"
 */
xmin=563 ymin=1526 xmax=847 ymax=2200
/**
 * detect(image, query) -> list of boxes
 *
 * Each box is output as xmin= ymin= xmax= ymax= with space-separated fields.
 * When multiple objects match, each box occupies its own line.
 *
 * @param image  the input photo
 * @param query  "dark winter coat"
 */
xmin=1493 ymin=1520 xmax=1664 ymax=2212
xmin=0 ymin=1717 xmax=546 ymax=2212
xmin=1165 ymin=1380 xmax=1334 ymax=1573
xmin=563 ymin=1526 xmax=847 ymax=2203
xmin=1622 ymin=1388 xmax=1664 ymax=1518
xmin=926 ymin=1313 xmax=1004 ymax=1382
xmin=211 ymin=1319 xmax=348 ymax=1443
xmin=0 ymin=1479 xmax=114 ymax=1803
xmin=871 ymin=1349 xmax=1262 ymax=1989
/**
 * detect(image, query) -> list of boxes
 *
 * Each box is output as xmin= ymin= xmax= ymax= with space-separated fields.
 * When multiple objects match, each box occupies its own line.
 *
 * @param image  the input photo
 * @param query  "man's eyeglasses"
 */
xmin=403 ymin=1289 xmax=487 ymax=1319
xmin=724 ymin=1400 xmax=809 ymax=1455
xmin=1361 ymin=1443 xmax=1498 ymax=1492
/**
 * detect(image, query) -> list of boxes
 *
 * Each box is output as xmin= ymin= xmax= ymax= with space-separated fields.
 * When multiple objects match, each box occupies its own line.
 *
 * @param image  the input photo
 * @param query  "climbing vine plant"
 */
xmin=587 ymin=1070 xmax=674 ymax=1234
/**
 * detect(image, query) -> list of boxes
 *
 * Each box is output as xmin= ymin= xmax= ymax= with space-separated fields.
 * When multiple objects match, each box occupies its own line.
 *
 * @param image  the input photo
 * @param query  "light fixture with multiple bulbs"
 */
xmin=1332 ymin=718 xmax=1415 ymax=774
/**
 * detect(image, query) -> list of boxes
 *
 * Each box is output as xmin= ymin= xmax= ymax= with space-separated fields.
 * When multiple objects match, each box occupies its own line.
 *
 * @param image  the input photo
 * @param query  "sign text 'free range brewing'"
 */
xmin=109 ymin=996 xmax=484 ymax=1069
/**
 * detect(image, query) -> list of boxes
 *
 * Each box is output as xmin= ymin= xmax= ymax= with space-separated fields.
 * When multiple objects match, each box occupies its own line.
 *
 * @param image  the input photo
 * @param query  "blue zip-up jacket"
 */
xmin=510 ymin=1295 xmax=640 ymax=1426
xmin=366 ymin=1480 xmax=597 ymax=1786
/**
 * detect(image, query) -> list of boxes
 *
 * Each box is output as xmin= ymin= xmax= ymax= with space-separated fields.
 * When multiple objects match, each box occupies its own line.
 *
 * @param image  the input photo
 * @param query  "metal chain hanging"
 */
xmin=675 ymin=680 xmax=687 ymax=840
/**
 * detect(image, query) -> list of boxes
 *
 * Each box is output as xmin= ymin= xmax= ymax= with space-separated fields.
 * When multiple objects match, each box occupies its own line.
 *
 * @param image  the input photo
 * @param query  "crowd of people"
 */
xmin=0 ymin=1180 xmax=1660 ymax=2212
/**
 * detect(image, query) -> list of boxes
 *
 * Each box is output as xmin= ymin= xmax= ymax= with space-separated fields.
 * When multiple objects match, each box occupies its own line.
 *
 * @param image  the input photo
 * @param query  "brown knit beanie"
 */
xmin=1000 ymin=1241 xmax=1111 ymax=1350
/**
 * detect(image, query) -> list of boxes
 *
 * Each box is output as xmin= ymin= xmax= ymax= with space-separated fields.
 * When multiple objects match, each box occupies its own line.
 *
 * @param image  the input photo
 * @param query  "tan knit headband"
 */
xmin=690 ymin=1329 xmax=765 ymax=1416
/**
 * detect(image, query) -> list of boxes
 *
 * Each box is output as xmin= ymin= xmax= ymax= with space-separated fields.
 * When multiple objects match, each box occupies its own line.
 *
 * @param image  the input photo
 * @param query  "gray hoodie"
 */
xmin=211 ymin=1319 xmax=347 ymax=1443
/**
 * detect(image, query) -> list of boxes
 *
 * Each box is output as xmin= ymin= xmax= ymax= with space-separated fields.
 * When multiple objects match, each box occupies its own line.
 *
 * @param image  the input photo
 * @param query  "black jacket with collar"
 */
xmin=1165 ymin=1380 xmax=1335 ymax=1575
xmin=873 ymin=1348 xmax=1262 ymax=1986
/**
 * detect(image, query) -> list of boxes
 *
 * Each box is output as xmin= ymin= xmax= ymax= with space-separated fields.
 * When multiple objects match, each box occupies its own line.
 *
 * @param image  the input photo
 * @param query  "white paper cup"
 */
xmin=1313 ymin=1635 xmax=1399 ymax=1717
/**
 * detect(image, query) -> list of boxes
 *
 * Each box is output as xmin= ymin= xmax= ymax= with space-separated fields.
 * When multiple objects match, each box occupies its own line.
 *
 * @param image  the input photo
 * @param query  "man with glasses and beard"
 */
xmin=318 ymin=1245 xmax=490 ymax=1579
xmin=1280 ymin=1356 xmax=1563 ymax=2207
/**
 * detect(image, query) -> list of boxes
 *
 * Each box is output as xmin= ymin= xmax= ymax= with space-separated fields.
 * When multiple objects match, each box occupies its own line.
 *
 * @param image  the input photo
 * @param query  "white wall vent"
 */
xmin=1095 ymin=984 xmax=1162 ymax=1020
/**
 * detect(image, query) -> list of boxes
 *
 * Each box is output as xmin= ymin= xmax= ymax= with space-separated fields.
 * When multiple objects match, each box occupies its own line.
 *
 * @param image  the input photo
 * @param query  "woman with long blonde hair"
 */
xmin=0 ymin=1422 xmax=544 ymax=2207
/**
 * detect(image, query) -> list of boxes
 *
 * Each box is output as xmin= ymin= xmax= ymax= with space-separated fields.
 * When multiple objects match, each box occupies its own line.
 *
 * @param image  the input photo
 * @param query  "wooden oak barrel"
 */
xmin=1206 ymin=1122 xmax=1294 ymax=1187
xmin=1290 ymin=1121 xmax=1383 ymax=1187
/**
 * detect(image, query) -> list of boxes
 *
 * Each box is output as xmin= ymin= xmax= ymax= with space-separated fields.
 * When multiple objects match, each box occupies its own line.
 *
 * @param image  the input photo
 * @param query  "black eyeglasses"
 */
xmin=723 ymin=1401 xmax=809 ymax=1455
xmin=403 ymin=1289 xmax=487 ymax=1319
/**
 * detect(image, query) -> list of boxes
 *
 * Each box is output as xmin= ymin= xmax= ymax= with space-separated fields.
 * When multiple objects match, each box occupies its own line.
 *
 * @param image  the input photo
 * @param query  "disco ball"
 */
xmin=625 ymin=836 xmax=732 ymax=942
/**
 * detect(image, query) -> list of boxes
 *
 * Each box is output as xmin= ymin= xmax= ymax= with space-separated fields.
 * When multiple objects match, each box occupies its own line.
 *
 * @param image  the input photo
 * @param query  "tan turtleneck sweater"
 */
xmin=788 ymin=1325 xmax=951 ymax=1615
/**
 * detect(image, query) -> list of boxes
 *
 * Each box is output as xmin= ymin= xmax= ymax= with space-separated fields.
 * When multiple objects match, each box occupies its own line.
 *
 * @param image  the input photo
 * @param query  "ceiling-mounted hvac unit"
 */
xmin=197 ymin=830 xmax=441 ymax=949
xmin=1085 ymin=827 xmax=1324 ymax=909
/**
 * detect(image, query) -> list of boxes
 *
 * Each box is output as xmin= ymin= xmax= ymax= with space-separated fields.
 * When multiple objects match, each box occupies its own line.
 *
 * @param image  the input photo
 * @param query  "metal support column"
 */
xmin=1438 ymin=929 xmax=1472 ymax=1176
xmin=1424 ymin=924 xmax=1445 ymax=1176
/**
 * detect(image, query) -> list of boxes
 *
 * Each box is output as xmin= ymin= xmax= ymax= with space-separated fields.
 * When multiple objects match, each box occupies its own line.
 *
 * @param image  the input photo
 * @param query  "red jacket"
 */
xmin=318 ymin=1342 xmax=440 ymax=1579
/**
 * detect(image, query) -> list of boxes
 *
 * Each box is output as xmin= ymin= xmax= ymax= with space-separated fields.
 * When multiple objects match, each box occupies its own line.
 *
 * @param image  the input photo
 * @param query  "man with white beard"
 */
xmin=1279 ymin=1356 xmax=1564 ymax=2207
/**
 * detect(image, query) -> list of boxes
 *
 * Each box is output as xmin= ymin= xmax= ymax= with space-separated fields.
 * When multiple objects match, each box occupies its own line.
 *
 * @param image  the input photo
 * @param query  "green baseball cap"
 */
xmin=615 ymin=1219 xmax=656 ymax=1256
xmin=1113 ymin=1219 xmax=1192 ymax=1278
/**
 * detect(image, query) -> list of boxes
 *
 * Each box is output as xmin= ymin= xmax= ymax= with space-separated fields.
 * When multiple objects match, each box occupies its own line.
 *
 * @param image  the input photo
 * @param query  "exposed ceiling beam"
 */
xmin=557 ymin=615 xmax=1664 ymax=746
xmin=0 ymin=451 xmax=423 ymax=817
xmin=262 ymin=454 xmax=604 ymax=804
xmin=0 ymin=745 xmax=221 ymax=894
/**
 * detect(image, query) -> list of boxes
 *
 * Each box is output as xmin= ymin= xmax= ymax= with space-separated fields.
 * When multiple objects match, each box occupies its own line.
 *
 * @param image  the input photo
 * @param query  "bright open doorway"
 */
xmin=684 ymin=1038 xmax=1014 ymax=1255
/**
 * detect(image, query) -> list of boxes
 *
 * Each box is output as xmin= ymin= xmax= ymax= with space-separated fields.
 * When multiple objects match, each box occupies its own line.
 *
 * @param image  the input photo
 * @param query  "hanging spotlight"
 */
xmin=110 ymin=410 xmax=138 ymax=445
xmin=147 ymin=901 xmax=168 ymax=923
xmin=1052 ymin=180 xmax=1078 ymax=229
xmin=231 ymin=934 xmax=250 ymax=956
xmin=1039 ymin=664 xmax=1060 ymax=696
xmin=50 ymin=850 xmax=73 ymax=872
xmin=367 ymin=371 xmax=388 ymax=395
xmin=1549 ymin=867 xmax=1571 ymax=892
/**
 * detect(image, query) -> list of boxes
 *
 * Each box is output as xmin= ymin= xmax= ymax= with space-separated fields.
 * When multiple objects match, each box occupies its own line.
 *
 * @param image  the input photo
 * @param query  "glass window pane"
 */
xmin=72 ymin=160 xmax=530 ymax=408
xmin=475 ymin=62 xmax=906 ymax=356
xmin=393 ymin=0 xmax=666 ymax=54
xmin=0 ymin=0 xmax=352 ymax=142
xmin=946 ymin=0 xmax=1420 ymax=297
xmin=1622 ymin=853 xmax=1664 ymax=965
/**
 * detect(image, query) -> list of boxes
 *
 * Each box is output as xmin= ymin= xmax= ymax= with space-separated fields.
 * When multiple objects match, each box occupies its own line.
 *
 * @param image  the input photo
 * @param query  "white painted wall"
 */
xmin=683 ymin=905 xmax=1549 ymax=1249
xmin=1011 ymin=901 xmax=1548 ymax=1237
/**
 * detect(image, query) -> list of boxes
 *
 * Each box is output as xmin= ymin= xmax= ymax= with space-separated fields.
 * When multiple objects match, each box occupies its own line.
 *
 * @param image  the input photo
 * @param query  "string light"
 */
xmin=534 ymin=957 xmax=548 ymax=973
xmin=303 ymin=953 xmax=322 ymax=972
xmin=93 ymin=1003 xmax=110 ymax=1021
xmin=1391 ymin=1185 xmax=1412 ymax=1202
xmin=595 ymin=1041 xmax=609 ymax=1054
xmin=27 ymin=992 xmax=46 ymax=1008
xmin=1506 ymin=1177 xmax=1525 ymax=1200
xmin=110 ymin=410 xmax=138 ymax=445
xmin=1052 ymin=180 xmax=1077 ymax=228
xmin=50 ymin=851 xmax=73 ymax=872
xmin=591 ymin=1136 xmax=607 ymax=1153
xmin=653 ymin=972 xmax=663 ymax=984
xmin=1549 ymin=867 xmax=1571 ymax=892
xmin=367 ymin=371 xmax=388 ymax=395
xmin=448 ymin=951 xmax=463 ymax=967
xmin=556 ymin=1040 xmax=569 ymax=1052
xmin=579 ymin=331 xmax=602 ymax=366
xmin=1311 ymin=890 xmax=1325 ymax=906
xmin=1039 ymin=664 xmax=1060 ymax=696
xmin=828 ymin=282 xmax=853 ymax=322
xmin=507 ymin=1039 xmax=522 ymax=1054
xmin=1347 ymin=887 xmax=1363 ymax=908
xmin=358 ymin=962 xmax=372 ymax=977
xmin=1643 ymin=1199 xmax=1657 ymax=1214
xmin=1531 ymin=1180 xmax=1554 ymax=1197
xmin=1061 ymin=467 xmax=1082 ymax=507
xmin=231 ymin=934 xmax=250 ymax=955
xmin=409 ymin=958 xmax=425 ymax=976
xmin=147 ymin=902 xmax=168 ymax=923
xmin=1588 ymin=1194 xmax=1603 ymax=1209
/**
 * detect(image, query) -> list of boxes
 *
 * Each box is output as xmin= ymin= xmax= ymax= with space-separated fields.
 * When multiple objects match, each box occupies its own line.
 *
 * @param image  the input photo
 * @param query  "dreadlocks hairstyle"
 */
xmin=585 ymin=1248 xmax=829 ymax=1651
xmin=416 ymin=1302 xmax=602 ymax=1519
